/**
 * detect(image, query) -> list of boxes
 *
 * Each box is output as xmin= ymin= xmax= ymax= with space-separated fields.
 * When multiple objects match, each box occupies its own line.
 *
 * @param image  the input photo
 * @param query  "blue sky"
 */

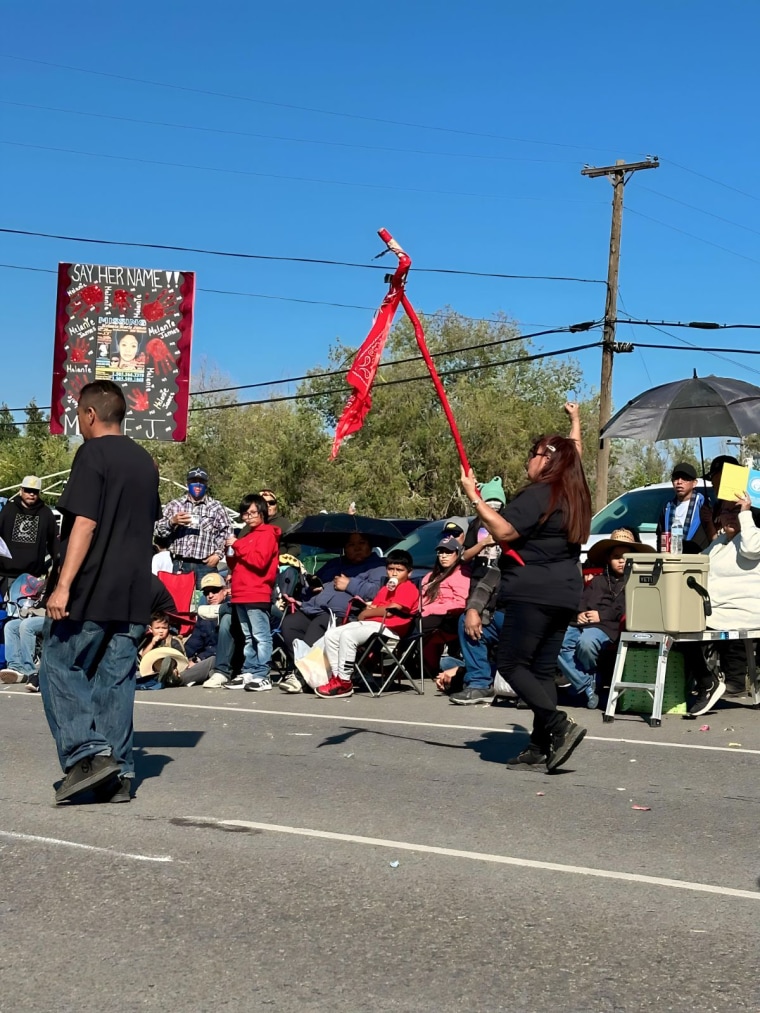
xmin=1 ymin=1 xmax=759 ymax=438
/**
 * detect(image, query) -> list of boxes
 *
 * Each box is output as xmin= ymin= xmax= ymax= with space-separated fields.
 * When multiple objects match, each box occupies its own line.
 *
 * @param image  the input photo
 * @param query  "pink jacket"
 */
xmin=421 ymin=566 xmax=470 ymax=617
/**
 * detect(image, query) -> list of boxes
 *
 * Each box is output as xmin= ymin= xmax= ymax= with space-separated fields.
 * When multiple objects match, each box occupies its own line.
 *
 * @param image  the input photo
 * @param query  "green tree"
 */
xmin=0 ymin=404 xmax=19 ymax=443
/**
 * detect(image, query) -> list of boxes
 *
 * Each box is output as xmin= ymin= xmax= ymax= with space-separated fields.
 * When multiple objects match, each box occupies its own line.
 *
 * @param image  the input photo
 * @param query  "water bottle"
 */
xmin=670 ymin=519 xmax=683 ymax=555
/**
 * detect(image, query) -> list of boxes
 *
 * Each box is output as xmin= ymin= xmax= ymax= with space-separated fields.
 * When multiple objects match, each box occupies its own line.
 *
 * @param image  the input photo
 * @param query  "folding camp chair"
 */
xmin=353 ymin=612 xmax=425 ymax=697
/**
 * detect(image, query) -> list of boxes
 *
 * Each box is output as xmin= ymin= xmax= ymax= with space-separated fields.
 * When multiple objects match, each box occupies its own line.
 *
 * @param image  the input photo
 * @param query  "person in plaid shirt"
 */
xmin=155 ymin=467 xmax=232 ymax=588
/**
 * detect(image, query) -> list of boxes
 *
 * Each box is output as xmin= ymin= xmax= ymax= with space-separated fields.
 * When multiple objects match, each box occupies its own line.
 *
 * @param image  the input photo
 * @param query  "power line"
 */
xmin=0 ymin=228 xmax=607 ymax=285
xmin=0 ymin=54 xmax=629 ymax=155
xmin=1 ymin=140 xmax=607 ymax=207
xmin=635 ymin=183 xmax=760 ymax=239
xmin=617 ymin=318 xmax=760 ymax=330
xmin=626 ymin=207 xmax=760 ymax=266
xmin=0 ymin=100 xmax=579 ymax=166
xmin=663 ymin=159 xmax=760 ymax=203
xmin=188 ymin=342 xmax=603 ymax=412
xmin=1 ymin=324 xmax=601 ymax=413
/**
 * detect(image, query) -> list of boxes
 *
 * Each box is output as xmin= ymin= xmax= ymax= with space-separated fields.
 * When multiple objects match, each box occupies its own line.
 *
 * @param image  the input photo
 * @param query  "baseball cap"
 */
xmin=200 ymin=572 xmax=225 ymax=590
xmin=707 ymin=455 xmax=739 ymax=478
xmin=187 ymin=467 xmax=209 ymax=482
xmin=436 ymin=537 xmax=462 ymax=554
xmin=442 ymin=521 xmax=464 ymax=538
xmin=21 ymin=475 xmax=42 ymax=492
xmin=671 ymin=462 xmax=697 ymax=481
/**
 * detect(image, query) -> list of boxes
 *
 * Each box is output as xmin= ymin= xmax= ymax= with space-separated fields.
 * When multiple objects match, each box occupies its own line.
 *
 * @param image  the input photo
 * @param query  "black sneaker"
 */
xmin=546 ymin=716 xmax=587 ymax=773
xmin=450 ymin=687 xmax=494 ymax=706
xmin=55 ymin=755 xmax=121 ymax=803
xmin=505 ymin=745 xmax=547 ymax=769
xmin=94 ymin=775 xmax=132 ymax=803
xmin=688 ymin=679 xmax=726 ymax=716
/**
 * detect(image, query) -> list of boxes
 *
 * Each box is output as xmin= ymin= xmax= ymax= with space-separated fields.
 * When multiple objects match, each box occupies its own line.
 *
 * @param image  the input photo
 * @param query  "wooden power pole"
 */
xmin=582 ymin=156 xmax=659 ymax=512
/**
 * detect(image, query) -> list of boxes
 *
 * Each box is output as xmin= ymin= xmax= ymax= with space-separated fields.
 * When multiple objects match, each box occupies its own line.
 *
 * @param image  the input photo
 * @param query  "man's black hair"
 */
xmin=385 ymin=549 xmax=413 ymax=570
xmin=78 ymin=380 xmax=126 ymax=425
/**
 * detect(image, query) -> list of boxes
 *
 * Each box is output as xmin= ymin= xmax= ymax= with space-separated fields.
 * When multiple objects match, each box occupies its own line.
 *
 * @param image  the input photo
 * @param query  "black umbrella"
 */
xmin=285 ymin=513 xmax=404 ymax=551
xmin=601 ymin=374 xmax=760 ymax=442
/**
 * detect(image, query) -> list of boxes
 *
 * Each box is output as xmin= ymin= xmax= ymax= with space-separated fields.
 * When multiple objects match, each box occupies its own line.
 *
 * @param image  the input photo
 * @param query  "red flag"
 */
xmin=330 ymin=252 xmax=408 ymax=459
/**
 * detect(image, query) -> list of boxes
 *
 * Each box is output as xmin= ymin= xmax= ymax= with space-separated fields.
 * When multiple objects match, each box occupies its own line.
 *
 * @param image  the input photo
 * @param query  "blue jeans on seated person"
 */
xmin=557 ymin=625 xmax=611 ymax=698
xmin=235 ymin=604 xmax=273 ymax=681
xmin=4 ymin=615 xmax=46 ymax=678
xmin=38 ymin=618 xmax=145 ymax=776
xmin=458 ymin=610 xmax=505 ymax=689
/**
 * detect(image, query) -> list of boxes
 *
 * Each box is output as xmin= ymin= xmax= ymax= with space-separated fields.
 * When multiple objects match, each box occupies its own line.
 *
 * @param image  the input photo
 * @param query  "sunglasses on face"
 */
xmin=22 ymin=488 xmax=39 ymax=494
xmin=436 ymin=548 xmax=457 ymax=555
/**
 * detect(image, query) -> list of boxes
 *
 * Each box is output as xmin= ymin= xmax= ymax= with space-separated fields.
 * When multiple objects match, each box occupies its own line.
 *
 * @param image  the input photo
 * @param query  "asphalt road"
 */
xmin=2 ymin=684 xmax=760 ymax=1013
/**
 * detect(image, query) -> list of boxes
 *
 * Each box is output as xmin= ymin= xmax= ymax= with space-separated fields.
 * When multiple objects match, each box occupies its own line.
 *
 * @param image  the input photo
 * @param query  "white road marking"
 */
xmin=189 ymin=816 xmax=760 ymax=901
xmin=131 ymin=697 xmax=760 ymax=755
xmin=0 ymin=829 xmax=172 ymax=863
xmin=7 ymin=692 xmax=760 ymax=755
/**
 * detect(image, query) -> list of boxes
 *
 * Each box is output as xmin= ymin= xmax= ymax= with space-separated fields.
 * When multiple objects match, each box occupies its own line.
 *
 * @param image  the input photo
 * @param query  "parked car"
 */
xmin=583 ymin=481 xmax=714 ymax=560
xmin=388 ymin=515 xmax=470 ymax=572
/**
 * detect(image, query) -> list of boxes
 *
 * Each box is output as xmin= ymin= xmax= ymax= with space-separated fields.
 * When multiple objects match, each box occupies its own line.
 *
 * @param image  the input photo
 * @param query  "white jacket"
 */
xmin=703 ymin=512 xmax=760 ymax=630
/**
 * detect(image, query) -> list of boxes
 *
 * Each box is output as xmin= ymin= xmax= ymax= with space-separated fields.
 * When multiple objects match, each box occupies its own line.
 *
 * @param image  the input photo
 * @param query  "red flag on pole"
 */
xmin=330 ymin=239 xmax=410 ymax=459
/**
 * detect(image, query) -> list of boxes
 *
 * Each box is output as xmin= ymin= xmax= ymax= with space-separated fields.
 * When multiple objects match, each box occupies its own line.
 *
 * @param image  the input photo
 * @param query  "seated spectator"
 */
xmin=557 ymin=529 xmax=649 ymax=709
xmin=461 ymin=477 xmax=507 ymax=580
xmin=447 ymin=567 xmax=503 ymax=705
xmin=223 ymin=494 xmax=280 ymax=692
xmin=420 ymin=537 xmax=470 ymax=678
xmin=657 ymin=462 xmax=711 ymax=553
xmin=180 ymin=574 xmax=235 ymax=686
xmin=316 ymin=550 xmax=418 ymax=698
xmin=0 ymin=613 xmax=46 ymax=687
xmin=278 ymin=533 xmax=387 ymax=692
xmin=687 ymin=492 xmax=760 ymax=716
xmin=137 ymin=612 xmax=188 ymax=688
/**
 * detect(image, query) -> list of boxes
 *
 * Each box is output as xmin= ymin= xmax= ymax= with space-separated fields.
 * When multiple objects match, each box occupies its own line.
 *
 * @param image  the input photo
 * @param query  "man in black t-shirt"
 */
xmin=39 ymin=381 xmax=161 ymax=804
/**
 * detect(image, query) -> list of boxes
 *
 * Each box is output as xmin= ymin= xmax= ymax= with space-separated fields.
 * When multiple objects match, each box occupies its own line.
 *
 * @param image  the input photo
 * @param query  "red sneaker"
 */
xmin=315 ymin=677 xmax=354 ymax=699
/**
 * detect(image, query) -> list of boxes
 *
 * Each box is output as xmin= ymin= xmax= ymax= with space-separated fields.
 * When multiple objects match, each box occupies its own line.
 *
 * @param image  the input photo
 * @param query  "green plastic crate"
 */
xmin=617 ymin=645 xmax=687 ymax=715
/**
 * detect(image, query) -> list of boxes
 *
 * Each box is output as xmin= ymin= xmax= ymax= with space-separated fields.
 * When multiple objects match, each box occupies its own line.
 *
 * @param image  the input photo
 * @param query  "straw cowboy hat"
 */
xmin=586 ymin=528 xmax=651 ymax=569
xmin=139 ymin=646 xmax=190 ymax=678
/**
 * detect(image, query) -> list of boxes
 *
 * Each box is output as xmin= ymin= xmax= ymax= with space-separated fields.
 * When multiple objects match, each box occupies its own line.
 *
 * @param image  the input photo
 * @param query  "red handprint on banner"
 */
xmin=142 ymin=289 xmax=178 ymax=322
xmin=69 ymin=284 xmax=104 ymax=319
xmin=69 ymin=337 xmax=91 ymax=363
xmin=127 ymin=389 xmax=150 ymax=412
xmin=145 ymin=338 xmax=176 ymax=377
xmin=68 ymin=374 xmax=87 ymax=400
xmin=112 ymin=289 xmax=135 ymax=315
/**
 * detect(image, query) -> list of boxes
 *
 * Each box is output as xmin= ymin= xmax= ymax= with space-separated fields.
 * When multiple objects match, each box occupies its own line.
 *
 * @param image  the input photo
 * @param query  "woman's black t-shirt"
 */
xmin=496 ymin=482 xmax=582 ymax=610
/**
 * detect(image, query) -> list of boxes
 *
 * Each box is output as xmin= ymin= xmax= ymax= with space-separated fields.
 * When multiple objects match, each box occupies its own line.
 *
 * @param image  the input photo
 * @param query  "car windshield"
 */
xmin=590 ymin=488 xmax=673 ymax=536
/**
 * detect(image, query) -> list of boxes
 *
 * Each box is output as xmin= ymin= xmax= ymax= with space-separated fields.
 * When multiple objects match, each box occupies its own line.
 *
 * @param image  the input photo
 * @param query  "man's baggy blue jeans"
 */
xmin=556 ymin=625 xmax=611 ymax=698
xmin=235 ymin=604 xmax=273 ymax=682
xmin=38 ymin=618 xmax=145 ymax=776
xmin=458 ymin=610 xmax=505 ymax=689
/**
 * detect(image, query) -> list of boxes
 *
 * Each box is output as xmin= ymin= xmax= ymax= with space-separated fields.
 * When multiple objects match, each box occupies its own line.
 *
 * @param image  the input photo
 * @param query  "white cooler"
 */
xmin=623 ymin=553 xmax=711 ymax=634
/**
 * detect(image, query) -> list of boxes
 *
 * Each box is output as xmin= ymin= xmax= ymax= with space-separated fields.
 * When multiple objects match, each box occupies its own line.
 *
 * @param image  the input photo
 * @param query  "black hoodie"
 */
xmin=0 ymin=495 xmax=59 ymax=578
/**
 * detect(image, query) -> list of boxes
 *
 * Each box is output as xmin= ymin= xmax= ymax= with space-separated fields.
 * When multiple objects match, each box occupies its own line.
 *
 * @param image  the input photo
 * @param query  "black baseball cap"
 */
xmin=187 ymin=467 xmax=208 ymax=482
xmin=707 ymin=455 xmax=739 ymax=478
xmin=671 ymin=462 xmax=697 ymax=481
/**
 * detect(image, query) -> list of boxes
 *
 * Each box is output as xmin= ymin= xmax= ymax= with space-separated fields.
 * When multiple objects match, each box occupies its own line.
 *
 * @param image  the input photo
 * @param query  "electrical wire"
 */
xmin=0 ymin=55 xmax=631 ymax=155
xmin=635 ymin=183 xmax=760 ymax=239
xmin=626 ymin=208 xmax=760 ymax=266
xmin=1 ymin=140 xmax=607 ymax=207
xmin=0 ymin=100 xmax=580 ymax=166
xmin=0 ymin=228 xmax=607 ymax=285
xmin=663 ymin=159 xmax=760 ymax=203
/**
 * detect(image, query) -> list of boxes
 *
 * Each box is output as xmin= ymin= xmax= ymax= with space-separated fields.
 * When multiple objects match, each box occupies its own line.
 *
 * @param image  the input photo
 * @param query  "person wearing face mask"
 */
xmin=155 ymin=467 xmax=232 ymax=588
xmin=686 ymin=491 xmax=760 ymax=716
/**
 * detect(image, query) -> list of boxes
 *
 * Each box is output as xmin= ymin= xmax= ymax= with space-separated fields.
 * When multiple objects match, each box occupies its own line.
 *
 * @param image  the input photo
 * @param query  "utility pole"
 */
xmin=582 ymin=156 xmax=659 ymax=511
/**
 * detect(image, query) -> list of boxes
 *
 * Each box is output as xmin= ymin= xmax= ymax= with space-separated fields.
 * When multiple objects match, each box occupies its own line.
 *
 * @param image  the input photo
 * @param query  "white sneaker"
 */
xmin=0 ymin=669 xmax=25 ymax=684
xmin=244 ymin=676 xmax=273 ymax=693
xmin=278 ymin=673 xmax=303 ymax=694
xmin=204 ymin=672 xmax=230 ymax=688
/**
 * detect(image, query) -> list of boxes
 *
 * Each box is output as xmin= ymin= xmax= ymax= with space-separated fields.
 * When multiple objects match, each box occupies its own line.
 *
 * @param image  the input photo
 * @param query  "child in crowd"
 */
xmin=317 ymin=550 xmax=418 ymax=699
xmin=420 ymin=537 xmax=470 ymax=678
xmin=137 ymin=612 xmax=187 ymax=688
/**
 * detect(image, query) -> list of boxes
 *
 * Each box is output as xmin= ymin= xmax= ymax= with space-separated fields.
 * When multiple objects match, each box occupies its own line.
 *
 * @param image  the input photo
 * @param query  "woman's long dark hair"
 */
xmin=423 ymin=551 xmax=462 ymax=603
xmin=530 ymin=434 xmax=591 ymax=544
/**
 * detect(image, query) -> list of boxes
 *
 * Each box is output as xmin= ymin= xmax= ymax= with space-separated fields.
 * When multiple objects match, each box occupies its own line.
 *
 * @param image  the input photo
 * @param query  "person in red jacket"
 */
xmin=224 ymin=494 xmax=281 ymax=692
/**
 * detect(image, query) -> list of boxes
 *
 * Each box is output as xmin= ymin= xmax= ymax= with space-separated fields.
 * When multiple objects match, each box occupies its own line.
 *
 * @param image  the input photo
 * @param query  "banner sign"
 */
xmin=50 ymin=263 xmax=195 ymax=441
